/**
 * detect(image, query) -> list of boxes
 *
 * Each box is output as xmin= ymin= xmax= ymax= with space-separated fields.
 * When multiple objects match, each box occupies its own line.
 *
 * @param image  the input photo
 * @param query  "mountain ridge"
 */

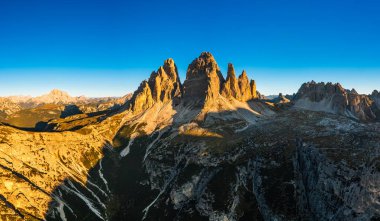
xmin=294 ymin=80 xmax=380 ymax=121
xmin=128 ymin=52 xmax=379 ymax=123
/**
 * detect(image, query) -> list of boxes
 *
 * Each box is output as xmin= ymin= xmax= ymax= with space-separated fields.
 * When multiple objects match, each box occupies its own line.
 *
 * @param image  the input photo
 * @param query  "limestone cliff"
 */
xmin=130 ymin=59 xmax=181 ymax=113
xmin=221 ymin=66 xmax=258 ymax=102
xmin=131 ymin=53 xmax=261 ymax=114
xmin=130 ymin=81 xmax=155 ymax=113
xmin=221 ymin=63 xmax=241 ymax=100
xmin=238 ymin=70 xmax=253 ymax=102
xmin=250 ymin=79 xmax=257 ymax=99
xmin=294 ymin=81 xmax=379 ymax=121
xmin=182 ymin=52 xmax=225 ymax=107
xmin=148 ymin=58 xmax=182 ymax=103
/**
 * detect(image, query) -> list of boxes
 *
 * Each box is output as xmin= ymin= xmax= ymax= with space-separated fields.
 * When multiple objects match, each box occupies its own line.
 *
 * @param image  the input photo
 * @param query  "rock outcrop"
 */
xmin=182 ymin=52 xmax=225 ymax=106
xmin=148 ymin=58 xmax=182 ymax=103
xmin=238 ymin=70 xmax=253 ymax=101
xmin=130 ymin=80 xmax=155 ymax=113
xmin=131 ymin=52 xmax=261 ymax=113
xmin=221 ymin=65 xmax=258 ymax=102
xmin=250 ymin=79 xmax=257 ymax=99
xmin=221 ymin=63 xmax=241 ymax=100
xmin=294 ymin=81 xmax=379 ymax=121
xmin=130 ymin=58 xmax=181 ymax=113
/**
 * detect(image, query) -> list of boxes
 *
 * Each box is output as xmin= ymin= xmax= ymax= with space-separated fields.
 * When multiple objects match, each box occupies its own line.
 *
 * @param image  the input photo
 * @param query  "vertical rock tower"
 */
xmin=182 ymin=52 xmax=225 ymax=106
xmin=130 ymin=52 xmax=260 ymax=112
xmin=130 ymin=58 xmax=182 ymax=113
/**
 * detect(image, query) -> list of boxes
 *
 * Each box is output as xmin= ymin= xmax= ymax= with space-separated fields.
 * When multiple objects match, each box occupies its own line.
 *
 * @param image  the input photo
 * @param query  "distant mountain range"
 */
xmin=0 ymin=52 xmax=379 ymax=221
xmin=0 ymin=89 xmax=131 ymax=128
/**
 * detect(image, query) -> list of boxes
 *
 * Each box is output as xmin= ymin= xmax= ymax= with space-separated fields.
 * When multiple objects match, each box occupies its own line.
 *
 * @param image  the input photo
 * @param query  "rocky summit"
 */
xmin=221 ymin=64 xmax=258 ymax=102
xmin=0 ymin=52 xmax=380 ymax=221
xmin=182 ymin=52 xmax=224 ymax=106
xmin=294 ymin=81 xmax=380 ymax=121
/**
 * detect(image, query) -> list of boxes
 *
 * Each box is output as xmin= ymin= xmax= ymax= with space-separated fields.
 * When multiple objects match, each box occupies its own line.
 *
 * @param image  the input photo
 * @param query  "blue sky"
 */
xmin=0 ymin=0 xmax=379 ymax=97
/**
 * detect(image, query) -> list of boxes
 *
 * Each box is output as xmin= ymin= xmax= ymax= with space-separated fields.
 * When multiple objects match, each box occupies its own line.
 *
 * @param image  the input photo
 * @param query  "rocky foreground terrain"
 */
xmin=0 ymin=52 xmax=379 ymax=221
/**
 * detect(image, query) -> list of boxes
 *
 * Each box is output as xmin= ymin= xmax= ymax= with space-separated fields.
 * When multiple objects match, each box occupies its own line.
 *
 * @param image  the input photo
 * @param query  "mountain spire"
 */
xmin=182 ymin=52 xmax=225 ymax=106
xmin=221 ymin=63 xmax=241 ymax=99
xmin=130 ymin=80 xmax=154 ymax=113
xmin=238 ymin=70 xmax=252 ymax=102
xmin=130 ymin=58 xmax=182 ymax=112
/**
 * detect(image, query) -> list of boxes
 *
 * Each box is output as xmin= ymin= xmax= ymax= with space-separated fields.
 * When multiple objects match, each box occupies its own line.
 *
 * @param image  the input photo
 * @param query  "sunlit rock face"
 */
xmin=148 ymin=58 xmax=182 ymax=103
xmin=221 ymin=64 xmax=258 ymax=102
xmin=0 ymin=125 xmax=106 ymax=220
xmin=182 ymin=52 xmax=259 ymax=110
xmin=238 ymin=70 xmax=253 ymax=102
xmin=250 ymin=79 xmax=257 ymax=99
xmin=182 ymin=52 xmax=225 ymax=107
xmin=130 ymin=58 xmax=182 ymax=114
xmin=294 ymin=81 xmax=380 ymax=121
xmin=221 ymin=63 xmax=241 ymax=100
xmin=130 ymin=80 xmax=155 ymax=113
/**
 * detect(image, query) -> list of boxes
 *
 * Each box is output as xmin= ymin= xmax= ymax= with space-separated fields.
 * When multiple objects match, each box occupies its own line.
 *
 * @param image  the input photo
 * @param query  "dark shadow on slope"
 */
xmin=60 ymin=105 xmax=83 ymax=118
xmin=43 ymin=104 xmax=292 ymax=221
xmin=0 ymin=122 xmax=42 ymax=132
xmin=44 ymin=127 xmax=178 ymax=221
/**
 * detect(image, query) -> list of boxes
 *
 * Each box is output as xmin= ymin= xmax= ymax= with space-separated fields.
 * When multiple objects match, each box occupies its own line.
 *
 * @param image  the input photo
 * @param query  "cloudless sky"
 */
xmin=0 ymin=0 xmax=379 ymax=97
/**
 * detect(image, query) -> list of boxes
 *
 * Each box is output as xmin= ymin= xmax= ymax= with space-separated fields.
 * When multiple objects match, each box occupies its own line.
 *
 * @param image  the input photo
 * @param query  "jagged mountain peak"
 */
xmin=130 ymin=58 xmax=182 ymax=112
xmin=198 ymin=51 xmax=215 ymax=60
xmin=164 ymin=57 xmax=175 ymax=65
xmin=131 ymin=52 xmax=262 ymax=113
xmin=162 ymin=58 xmax=180 ymax=82
xmin=222 ymin=66 xmax=258 ymax=101
xmin=48 ymin=88 xmax=70 ymax=96
xmin=294 ymin=81 xmax=379 ymax=121
xmin=239 ymin=69 xmax=248 ymax=79
xmin=226 ymin=63 xmax=236 ymax=79
xmin=221 ymin=63 xmax=241 ymax=100
xmin=297 ymin=81 xmax=347 ymax=99
xmin=306 ymin=80 xmax=344 ymax=89
xmin=182 ymin=52 xmax=224 ymax=106
xmin=250 ymin=79 xmax=257 ymax=98
xmin=130 ymin=80 xmax=154 ymax=113
xmin=30 ymin=89 xmax=78 ymax=104
xmin=186 ymin=52 xmax=222 ymax=78
xmin=350 ymin=88 xmax=358 ymax=94
xmin=238 ymin=70 xmax=253 ymax=101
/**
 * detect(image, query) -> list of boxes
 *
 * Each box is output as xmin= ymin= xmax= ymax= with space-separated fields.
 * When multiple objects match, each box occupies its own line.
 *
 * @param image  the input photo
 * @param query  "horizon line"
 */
xmin=0 ymin=67 xmax=379 ymax=97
